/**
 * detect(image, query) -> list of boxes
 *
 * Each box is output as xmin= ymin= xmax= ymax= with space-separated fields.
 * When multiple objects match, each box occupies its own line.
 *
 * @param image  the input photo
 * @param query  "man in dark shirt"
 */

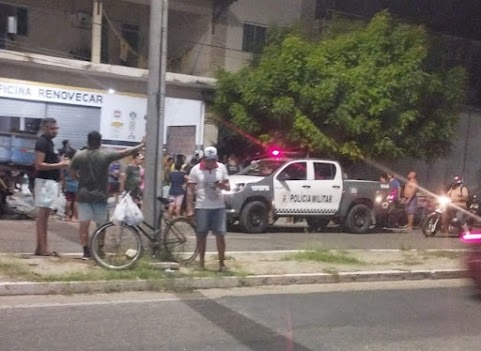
xmin=34 ymin=118 xmax=70 ymax=256
xmin=70 ymin=131 xmax=145 ymax=259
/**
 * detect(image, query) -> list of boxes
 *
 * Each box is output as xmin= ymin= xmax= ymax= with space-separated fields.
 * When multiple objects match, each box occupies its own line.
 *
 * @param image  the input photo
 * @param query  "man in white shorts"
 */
xmin=34 ymin=118 xmax=70 ymax=256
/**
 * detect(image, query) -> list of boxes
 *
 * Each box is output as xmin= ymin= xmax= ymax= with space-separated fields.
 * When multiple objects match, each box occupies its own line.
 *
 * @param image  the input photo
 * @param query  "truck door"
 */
xmin=273 ymin=161 xmax=310 ymax=214
xmin=308 ymin=161 xmax=343 ymax=215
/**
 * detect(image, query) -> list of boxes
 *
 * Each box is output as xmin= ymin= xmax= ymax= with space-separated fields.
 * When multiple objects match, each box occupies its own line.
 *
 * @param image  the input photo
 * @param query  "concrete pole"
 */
xmin=90 ymin=0 xmax=103 ymax=63
xmin=143 ymin=0 xmax=168 ymax=227
xmin=158 ymin=0 xmax=169 ymax=181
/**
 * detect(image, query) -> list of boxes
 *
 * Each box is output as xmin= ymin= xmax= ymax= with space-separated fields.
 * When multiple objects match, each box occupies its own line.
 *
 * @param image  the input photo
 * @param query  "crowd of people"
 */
xmin=379 ymin=171 xmax=418 ymax=232
xmin=19 ymin=117 xmax=475 ymax=269
xmin=379 ymin=171 xmax=473 ymax=235
xmin=31 ymin=118 xmax=232 ymax=270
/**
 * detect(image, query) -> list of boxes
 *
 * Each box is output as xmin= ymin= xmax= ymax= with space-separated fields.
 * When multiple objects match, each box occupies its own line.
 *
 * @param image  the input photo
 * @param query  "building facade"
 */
xmin=0 ymin=0 xmax=316 ymax=153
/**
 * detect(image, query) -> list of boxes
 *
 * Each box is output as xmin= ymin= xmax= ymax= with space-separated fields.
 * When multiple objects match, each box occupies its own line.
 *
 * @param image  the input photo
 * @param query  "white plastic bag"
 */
xmin=111 ymin=193 xmax=143 ymax=226
xmin=124 ymin=194 xmax=144 ymax=225
xmin=111 ymin=197 xmax=126 ymax=225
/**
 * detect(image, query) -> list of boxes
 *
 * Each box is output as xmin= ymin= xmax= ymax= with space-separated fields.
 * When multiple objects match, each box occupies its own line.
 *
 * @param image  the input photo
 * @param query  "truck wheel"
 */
xmin=239 ymin=201 xmax=268 ymax=233
xmin=306 ymin=217 xmax=329 ymax=232
xmin=346 ymin=204 xmax=372 ymax=233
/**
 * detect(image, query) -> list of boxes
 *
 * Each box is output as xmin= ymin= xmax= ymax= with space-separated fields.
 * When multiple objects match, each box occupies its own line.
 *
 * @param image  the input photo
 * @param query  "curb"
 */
xmin=0 ymin=269 xmax=468 ymax=296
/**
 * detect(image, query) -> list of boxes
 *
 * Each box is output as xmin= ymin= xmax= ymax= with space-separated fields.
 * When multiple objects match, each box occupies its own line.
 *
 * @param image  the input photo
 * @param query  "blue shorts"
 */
xmin=405 ymin=197 xmax=418 ymax=215
xmin=195 ymin=208 xmax=226 ymax=236
xmin=78 ymin=202 xmax=109 ymax=225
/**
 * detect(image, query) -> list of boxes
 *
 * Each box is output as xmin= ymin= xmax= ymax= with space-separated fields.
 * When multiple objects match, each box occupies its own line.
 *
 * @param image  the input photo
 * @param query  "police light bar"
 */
xmin=271 ymin=149 xmax=281 ymax=157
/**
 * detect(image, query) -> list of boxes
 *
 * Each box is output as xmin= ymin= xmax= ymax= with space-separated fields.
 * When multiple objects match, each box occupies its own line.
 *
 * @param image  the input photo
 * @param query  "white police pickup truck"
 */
xmin=224 ymin=158 xmax=390 ymax=233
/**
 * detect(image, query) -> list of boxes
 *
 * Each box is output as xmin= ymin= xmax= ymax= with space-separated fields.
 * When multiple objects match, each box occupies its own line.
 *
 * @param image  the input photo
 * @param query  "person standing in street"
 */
xmin=446 ymin=175 xmax=471 ymax=236
xmin=58 ymin=139 xmax=73 ymax=158
xmin=186 ymin=146 xmax=230 ymax=271
xmin=34 ymin=118 xmax=70 ymax=256
xmin=120 ymin=152 xmax=144 ymax=207
xmin=226 ymin=154 xmax=241 ymax=175
xmin=387 ymin=173 xmax=402 ymax=203
xmin=168 ymin=160 xmax=187 ymax=217
xmin=61 ymin=148 xmax=79 ymax=221
xmin=404 ymin=170 xmax=419 ymax=232
xmin=70 ymin=131 xmax=145 ymax=259
xmin=108 ymin=160 xmax=121 ymax=204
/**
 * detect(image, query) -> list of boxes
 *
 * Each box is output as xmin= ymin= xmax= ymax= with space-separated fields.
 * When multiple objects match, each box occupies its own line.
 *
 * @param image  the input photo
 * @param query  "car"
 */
xmin=224 ymin=158 xmax=390 ymax=233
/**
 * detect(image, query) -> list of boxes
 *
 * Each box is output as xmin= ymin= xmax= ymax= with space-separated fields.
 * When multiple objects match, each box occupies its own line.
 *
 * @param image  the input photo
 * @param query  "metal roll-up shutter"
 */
xmin=46 ymin=103 xmax=101 ymax=150
xmin=0 ymin=98 xmax=46 ymax=118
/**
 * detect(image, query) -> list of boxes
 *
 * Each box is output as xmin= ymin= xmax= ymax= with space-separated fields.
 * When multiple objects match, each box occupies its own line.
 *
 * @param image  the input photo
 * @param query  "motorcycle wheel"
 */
xmin=421 ymin=213 xmax=440 ymax=237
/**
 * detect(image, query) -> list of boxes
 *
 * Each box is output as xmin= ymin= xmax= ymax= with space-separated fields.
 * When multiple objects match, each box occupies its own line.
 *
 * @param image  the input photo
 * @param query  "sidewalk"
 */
xmin=0 ymin=248 xmax=469 ymax=296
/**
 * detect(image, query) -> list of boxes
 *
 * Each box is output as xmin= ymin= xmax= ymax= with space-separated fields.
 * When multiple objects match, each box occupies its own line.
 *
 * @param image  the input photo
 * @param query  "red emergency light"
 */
xmin=271 ymin=148 xmax=281 ymax=157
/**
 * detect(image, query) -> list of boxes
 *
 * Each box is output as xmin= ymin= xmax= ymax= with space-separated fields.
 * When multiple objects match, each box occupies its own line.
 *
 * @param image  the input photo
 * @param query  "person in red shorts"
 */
xmin=61 ymin=148 xmax=78 ymax=221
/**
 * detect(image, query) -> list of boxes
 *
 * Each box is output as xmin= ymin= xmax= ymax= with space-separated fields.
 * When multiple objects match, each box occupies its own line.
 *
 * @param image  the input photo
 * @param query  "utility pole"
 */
xmin=144 ymin=0 xmax=169 ymax=227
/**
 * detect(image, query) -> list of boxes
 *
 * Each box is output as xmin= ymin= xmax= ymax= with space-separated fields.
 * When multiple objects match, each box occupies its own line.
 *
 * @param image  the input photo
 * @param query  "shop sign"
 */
xmin=0 ymin=81 xmax=103 ymax=107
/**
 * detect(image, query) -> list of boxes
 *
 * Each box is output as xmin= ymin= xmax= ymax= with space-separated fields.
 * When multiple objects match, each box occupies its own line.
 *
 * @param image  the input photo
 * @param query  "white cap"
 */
xmin=203 ymin=146 xmax=218 ymax=160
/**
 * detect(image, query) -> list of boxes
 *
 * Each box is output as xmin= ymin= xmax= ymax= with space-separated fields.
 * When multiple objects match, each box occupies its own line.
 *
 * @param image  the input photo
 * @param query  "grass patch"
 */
xmin=36 ymin=259 xmax=172 ymax=282
xmin=0 ymin=256 xmax=247 ymax=283
xmin=283 ymin=246 xmax=364 ymax=265
xmin=0 ymin=260 xmax=40 ymax=281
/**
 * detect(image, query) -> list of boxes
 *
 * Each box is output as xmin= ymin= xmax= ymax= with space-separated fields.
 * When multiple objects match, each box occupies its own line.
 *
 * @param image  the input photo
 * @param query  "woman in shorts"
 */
xmin=168 ymin=161 xmax=187 ymax=217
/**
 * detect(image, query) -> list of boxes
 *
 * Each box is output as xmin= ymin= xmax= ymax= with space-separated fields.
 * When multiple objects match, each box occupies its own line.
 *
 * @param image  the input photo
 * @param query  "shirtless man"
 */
xmin=404 ymin=170 xmax=418 ymax=232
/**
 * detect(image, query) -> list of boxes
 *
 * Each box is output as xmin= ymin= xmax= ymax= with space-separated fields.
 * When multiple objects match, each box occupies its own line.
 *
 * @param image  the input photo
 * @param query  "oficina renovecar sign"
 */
xmin=0 ymin=78 xmax=204 ymax=147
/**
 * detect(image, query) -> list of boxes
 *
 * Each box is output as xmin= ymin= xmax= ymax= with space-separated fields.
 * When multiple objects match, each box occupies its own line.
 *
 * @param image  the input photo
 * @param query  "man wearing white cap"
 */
xmin=186 ymin=146 xmax=230 ymax=271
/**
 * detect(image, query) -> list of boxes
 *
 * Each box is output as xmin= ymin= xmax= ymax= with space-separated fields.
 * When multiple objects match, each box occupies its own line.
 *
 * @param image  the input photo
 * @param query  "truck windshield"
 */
xmin=238 ymin=159 xmax=288 ymax=176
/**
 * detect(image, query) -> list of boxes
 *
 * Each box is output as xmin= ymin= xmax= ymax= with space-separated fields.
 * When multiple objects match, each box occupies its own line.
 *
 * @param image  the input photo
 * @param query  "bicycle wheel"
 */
xmin=163 ymin=217 xmax=197 ymax=263
xmin=90 ymin=222 xmax=143 ymax=270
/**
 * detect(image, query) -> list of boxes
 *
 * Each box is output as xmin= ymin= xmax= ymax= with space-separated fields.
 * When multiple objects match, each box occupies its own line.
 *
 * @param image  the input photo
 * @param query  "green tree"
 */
xmin=214 ymin=11 xmax=466 ymax=161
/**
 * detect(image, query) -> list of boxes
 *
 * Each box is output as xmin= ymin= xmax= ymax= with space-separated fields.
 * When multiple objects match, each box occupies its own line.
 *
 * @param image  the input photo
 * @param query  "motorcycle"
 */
xmin=378 ymin=194 xmax=427 ymax=229
xmin=421 ymin=194 xmax=480 ymax=237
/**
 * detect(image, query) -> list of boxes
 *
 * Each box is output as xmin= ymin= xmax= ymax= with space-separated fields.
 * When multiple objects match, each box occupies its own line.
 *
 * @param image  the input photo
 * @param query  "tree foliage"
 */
xmin=214 ymin=11 xmax=466 ymax=161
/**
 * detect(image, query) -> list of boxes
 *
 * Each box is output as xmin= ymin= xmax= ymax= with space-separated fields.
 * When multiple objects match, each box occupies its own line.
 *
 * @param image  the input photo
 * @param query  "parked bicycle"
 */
xmin=90 ymin=197 xmax=197 ymax=270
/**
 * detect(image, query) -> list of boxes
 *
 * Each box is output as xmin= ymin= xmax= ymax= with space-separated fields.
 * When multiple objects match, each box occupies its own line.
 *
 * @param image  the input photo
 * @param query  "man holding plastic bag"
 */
xmin=70 ymin=131 xmax=145 ymax=259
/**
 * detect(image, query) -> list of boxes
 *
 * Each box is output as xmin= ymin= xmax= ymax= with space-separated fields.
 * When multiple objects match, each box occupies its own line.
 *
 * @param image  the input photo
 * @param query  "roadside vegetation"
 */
xmin=283 ymin=245 xmax=364 ymax=265
xmin=214 ymin=11 xmax=466 ymax=162
xmin=0 ymin=256 xmax=241 ymax=283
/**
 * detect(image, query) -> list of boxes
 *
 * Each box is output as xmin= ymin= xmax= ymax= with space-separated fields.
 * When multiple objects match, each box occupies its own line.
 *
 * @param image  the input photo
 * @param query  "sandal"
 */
xmin=34 ymin=251 xmax=61 ymax=258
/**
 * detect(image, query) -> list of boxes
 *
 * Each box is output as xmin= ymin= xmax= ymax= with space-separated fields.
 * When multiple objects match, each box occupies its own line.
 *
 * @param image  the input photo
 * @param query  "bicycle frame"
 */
xmin=129 ymin=201 xmax=173 ymax=245
xmin=90 ymin=195 xmax=197 ymax=270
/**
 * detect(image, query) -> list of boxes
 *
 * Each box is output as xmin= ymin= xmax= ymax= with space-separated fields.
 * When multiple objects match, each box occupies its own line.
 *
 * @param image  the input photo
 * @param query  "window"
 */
xmin=16 ymin=7 xmax=28 ymax=36
xmin=0 ymin=3 xmax=28 ymax=38
xmin=279 ymin=162 xmax=307 ymax=181
xmin=242 ymin=23 xmax=267 ymax=53
xmin=120 ymin=23 xmax=139 ymax=66
xmin=314 ymin=162 xmax=336 ymax=180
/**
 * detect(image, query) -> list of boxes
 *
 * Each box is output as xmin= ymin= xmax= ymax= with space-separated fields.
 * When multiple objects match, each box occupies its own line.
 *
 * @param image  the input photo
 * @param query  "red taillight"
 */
xmin=461 ymin=232 xmax=481 ymax=244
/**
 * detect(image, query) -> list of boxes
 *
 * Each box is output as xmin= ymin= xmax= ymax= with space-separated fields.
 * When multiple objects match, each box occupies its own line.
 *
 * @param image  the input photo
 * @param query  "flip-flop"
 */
xmin=33 ymin=251 xmax=61 ymax=258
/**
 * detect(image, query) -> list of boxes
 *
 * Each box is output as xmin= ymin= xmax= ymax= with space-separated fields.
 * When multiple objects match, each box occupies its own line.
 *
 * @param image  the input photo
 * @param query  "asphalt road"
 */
xmin=0 ymin=219 xmax=464 ymax=254
xmin=1 ymin=280 xmax=480 ymax=351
